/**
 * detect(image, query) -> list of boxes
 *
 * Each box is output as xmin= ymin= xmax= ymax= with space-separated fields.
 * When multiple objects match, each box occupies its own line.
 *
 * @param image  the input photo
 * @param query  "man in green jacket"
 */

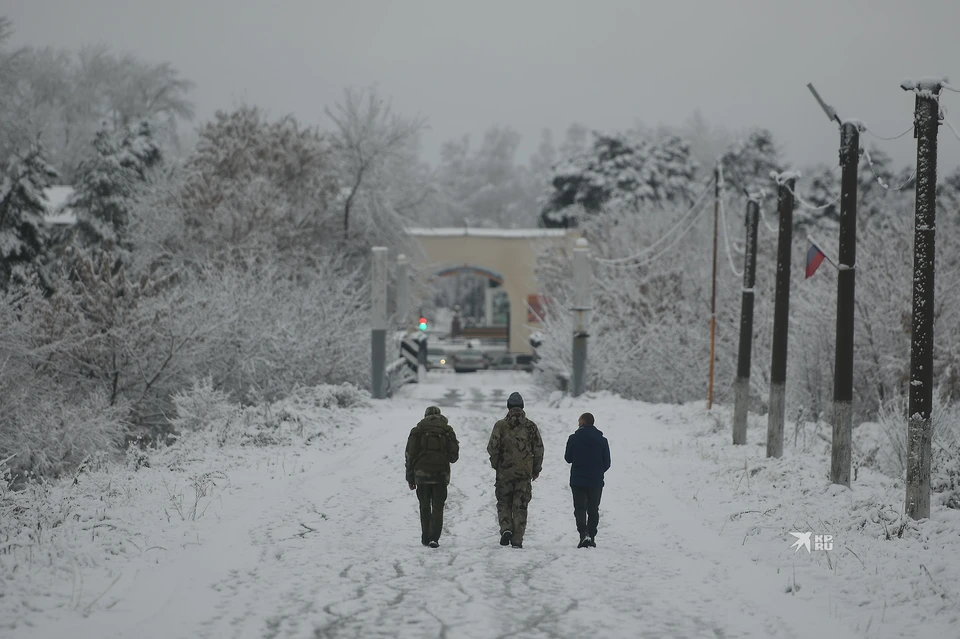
xmin=487 ymin=392 xmax=544 ymax=549
xmin=406 ymin=406 xmax=459 ymax=548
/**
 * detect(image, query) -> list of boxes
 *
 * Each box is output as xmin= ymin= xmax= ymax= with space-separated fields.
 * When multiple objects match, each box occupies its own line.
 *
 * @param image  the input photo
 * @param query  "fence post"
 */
xmin=396 ymin=253 xmax=409 ymax=332
xmin=371 ymin=246 xmax=388 ymax=399
xmin=733 ymin=197 xmax=760 ymax=445
xmin=766 ymin=174 xmax=796 ymax=458
xmin=903 ymin=79 xmax=942 ymax=519
xmin=571 ymin=238 xmax=592 ymax=397
xmin=830 ymin=121 xmax=861 ymax=486
xmin=417 ymin=333 xmax=428 ymax=383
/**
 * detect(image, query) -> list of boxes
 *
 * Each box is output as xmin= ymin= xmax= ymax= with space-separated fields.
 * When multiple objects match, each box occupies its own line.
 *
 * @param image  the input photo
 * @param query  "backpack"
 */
xmin=416 ymin=427 xmax=450 ymax=473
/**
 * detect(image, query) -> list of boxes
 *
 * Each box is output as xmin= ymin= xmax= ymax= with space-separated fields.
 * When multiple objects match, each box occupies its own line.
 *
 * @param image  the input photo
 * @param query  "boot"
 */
xmin=500 ymin=530 xmax=512 ymax=546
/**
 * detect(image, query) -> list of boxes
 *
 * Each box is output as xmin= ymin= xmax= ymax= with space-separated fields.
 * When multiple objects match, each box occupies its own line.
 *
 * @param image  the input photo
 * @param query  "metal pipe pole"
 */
xmin=766 ymin=175 xmax=796 ymax=458
xmin=732 ymin=198 xmax=759 ymax=445
xmin=904 ymin=79 xmax=942 ymax=519
xmin=371 ymin=246 xmax=388 ymax=399
xmin=708 ymin=165 xmax=720 ymax=409
xmin=396 ymin=254 xmax=409 ymax=332
xmin=830 ymin=122 xmax=860 ymax=486
xmin=571 ymin=238 xmax=592 ymax=397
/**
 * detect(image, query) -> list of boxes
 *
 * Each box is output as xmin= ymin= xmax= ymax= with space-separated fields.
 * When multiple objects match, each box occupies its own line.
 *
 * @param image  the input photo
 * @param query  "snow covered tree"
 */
xmin=539 ymin=132 xmax=698 ymax=227
xmin=0 ymin=17 xmax=194 ymax=180
xmin=719 ymin=129 xmax=784 ymax=196
xmin=435 ymin=125 xmax=540 ymax=227
xmin=123 ymin=120 xmax=162 ymax=178
xmin=645 ymin=135 xmax=701 ymax=205
xmin=178 ymin=105 xmax=339 ymax=264
xmin=325 ymin=87 xmax=426 ymax=238
xmin=69 ymin=124 xmax=155 ymax=249
xmin=558 ymin=122 xmax=590 ymax=159
xmin=0 ymin=140 xmax=58 ymax=288
xmin=940 ymin=166 xmax=960 ymax=199
xmin=0 ymin=17 xmax=33 ymax=164
xmin=57 ymin=46 xmax=193 ymax=175
xmin=529 ymin=128 xmax=557 ymax=186
xmin=673 ymin=109 xmax=734 ymax=171
xmin=792 ymin=163 xmax=840 ymax=231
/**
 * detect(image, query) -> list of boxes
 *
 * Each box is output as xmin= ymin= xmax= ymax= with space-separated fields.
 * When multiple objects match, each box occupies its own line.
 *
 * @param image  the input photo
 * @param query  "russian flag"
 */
xmin=805 ymin=241 xmax=826 ymax=279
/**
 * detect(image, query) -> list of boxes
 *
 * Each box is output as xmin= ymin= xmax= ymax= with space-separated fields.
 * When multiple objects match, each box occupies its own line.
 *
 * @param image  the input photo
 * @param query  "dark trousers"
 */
xmin=416 ymin=483 xmax=447 ymax=543
xmin=571 ymin=485 xmax=602 ymax=538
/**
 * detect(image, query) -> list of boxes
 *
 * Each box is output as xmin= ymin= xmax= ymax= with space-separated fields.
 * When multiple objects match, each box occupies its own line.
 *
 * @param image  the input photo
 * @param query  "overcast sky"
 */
xmin=8 ymin=0 xmax=960 ymax=171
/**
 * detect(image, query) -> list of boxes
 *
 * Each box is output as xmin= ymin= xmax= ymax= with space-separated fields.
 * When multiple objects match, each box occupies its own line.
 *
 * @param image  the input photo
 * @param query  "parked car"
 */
xmin=427 ymin=348 xmax=451 ymax=370
xmin=452 ymin=348 xmax=488 ymax=373
xmin=490 ymin=353 xmax=535 ymax=373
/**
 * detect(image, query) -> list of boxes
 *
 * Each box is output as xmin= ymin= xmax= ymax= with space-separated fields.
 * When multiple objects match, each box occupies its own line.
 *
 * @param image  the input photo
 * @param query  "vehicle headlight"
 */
xmin=439 ymin=359 xmax=445 ymax=365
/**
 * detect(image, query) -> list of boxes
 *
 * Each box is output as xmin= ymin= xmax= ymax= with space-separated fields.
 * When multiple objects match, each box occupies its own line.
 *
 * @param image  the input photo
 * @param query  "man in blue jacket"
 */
xmin=564 ymin=412 xmax=611 ymax=548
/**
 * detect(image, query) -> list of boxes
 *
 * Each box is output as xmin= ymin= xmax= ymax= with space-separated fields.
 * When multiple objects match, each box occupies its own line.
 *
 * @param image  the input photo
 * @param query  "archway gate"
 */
xmin=406 ymin=227 xmax=582 ymax=354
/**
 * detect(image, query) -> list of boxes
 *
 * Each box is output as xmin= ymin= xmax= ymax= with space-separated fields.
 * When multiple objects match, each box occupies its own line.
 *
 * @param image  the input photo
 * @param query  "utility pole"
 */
xmin=396 ymin=254 xmax=409 ymax=333
xmin=708 ymin=164 xmax=720 ymax=409
xmin=807 ymin=82 xmax=861 ymax=483
xmin=903 ymin=78 xmax=942 ymax=519
xmin=732 ymin=197 xmax=760 ymax=445
xmin=371 ymin=246 xmax=388 ymax=399
xmin=571 ymin=238 xmax=592 ymax=397
xmin=830 ymin=122 xmax=860 ymax=486
xmin=766 ymin=174 xmax=796 ymax=458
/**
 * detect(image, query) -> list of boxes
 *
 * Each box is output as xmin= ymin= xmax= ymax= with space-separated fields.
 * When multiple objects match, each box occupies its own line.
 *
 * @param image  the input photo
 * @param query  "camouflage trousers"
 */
xmin=416 ymin=483 xmax=447 ymax=543
xmin=495 ymin=478 xmax=532 ymax=543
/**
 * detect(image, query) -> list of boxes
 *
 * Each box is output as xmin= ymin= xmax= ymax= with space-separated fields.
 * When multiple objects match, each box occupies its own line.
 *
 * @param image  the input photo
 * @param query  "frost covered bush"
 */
xmin=170 ymin=377 xmax=237 ymax=433
xmin=170 ymin=377 xmax=367 ymax=449
xmin=0 ymin=391 xmax=128 ymax=480
xmin=0 ymin=286 xmax=129 ymax=479
xmin=876 ymin=393 xmax=960 ymax=504
xmin=283 ymin=383 xmax=371 ymax=410
xmin=172 ymin=259 xmax=370 ymax=404
xmin=0 ymin=454 xmax=16 ymax=534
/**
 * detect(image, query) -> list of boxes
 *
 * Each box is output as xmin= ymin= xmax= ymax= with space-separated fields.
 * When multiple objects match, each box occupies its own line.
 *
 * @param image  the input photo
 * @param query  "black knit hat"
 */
xmin=507 ymin=392 xmax=524 ymax=409
xmin=424 ymin=406 xmax=442 ymax=417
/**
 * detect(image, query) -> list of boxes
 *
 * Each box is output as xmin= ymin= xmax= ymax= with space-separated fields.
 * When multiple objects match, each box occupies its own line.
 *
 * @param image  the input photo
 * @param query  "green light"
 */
xmin=418 ymin=317 xmax=428 ymax=331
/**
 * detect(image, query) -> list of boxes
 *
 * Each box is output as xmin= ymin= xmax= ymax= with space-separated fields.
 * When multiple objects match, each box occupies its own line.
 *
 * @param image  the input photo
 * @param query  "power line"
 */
xmin=757 ymin=198 xmax=779 ymax=234
xmin=785 ymin=182 xmax=840 ymax=212
xmin=595 ymin=196 xmax=710 ymax=270
xmin=862 ymin=148 xmax=917 ymax=191
xmin=718 ymin=195 xmax=743 ymax=278
xmin=863 ymin=123 xmax=914 ymax=141
xmin=592 ymin=181 xmax=712 ymax=265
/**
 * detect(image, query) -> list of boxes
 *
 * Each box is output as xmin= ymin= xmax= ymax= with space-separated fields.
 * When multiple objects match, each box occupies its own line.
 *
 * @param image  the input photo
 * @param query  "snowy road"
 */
xmin=17 ymin=373 xmax=861 ymax=639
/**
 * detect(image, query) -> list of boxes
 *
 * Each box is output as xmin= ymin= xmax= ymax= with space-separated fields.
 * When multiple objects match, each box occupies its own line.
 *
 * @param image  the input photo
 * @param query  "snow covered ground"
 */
xmin=3 ymin=372 xmax=957 ymax=638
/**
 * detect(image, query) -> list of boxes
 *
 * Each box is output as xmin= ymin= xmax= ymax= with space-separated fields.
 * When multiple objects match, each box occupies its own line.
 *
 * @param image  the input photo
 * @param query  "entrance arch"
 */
xmin=406 ymin=227 xmax=582 ymax=354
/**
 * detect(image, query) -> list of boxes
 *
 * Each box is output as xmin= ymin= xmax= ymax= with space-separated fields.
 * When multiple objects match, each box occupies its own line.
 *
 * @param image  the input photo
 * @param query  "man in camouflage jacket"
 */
xmin=487 ymin=392 xmax=544 ymax=548
xmin=406 ymin=406 xmax=459 ymax=548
